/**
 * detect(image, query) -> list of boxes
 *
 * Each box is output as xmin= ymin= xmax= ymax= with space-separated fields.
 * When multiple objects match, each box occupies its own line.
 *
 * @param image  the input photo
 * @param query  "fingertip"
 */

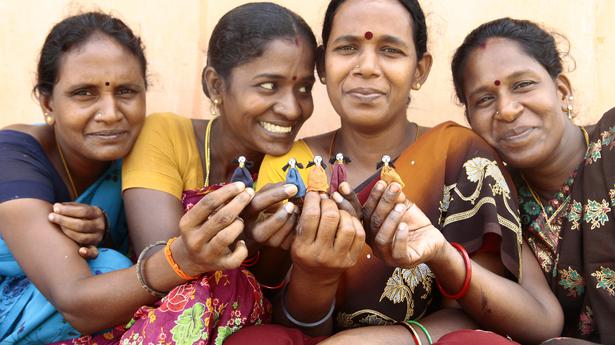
xmin=394 ymin=203 xmax=406 ymax=213
xmin=332 ymin=191 xmax=344 ymax=203
xmin=283 ymin=184 xmax=298 ymax=196
xmin=48 ymin=213 xmax=54 ymax=222
xmin=398 ymin=222 xmax=408 ymax=231
xmin=284 ymin=201 xmax=295 ymax=214
xmin=320 ymin=193 xmax=329 ymax=200
xmin=53 ymin=204 xmax=60 ymax=213
xmin=389 ymin=182 xmax=401 ymax=193
xmin=374 ymin=180 xmax=386 ymax=191
xmin=339 ymin=182 xmax=351 ymax=195
xmin=234 ymin=181 xmax=246 ymax=190
xmin=245 ymin=187 xmax=255 ymax=197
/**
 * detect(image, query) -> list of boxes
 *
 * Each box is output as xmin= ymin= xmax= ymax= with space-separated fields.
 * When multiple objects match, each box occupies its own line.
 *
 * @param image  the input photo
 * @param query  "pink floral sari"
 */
xmin=52 ymin=185 xmax=271 ymax=345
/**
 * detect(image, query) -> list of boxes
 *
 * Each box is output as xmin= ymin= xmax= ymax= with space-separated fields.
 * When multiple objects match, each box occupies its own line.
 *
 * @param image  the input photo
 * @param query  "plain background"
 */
xmin=1 ymin=0 xmax=613 ymax=137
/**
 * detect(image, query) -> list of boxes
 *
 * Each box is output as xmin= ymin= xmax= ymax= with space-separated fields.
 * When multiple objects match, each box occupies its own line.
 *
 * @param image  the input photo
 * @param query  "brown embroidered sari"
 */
xmin=336 ymin=121 xmax=522 ymax=329
xmin=517 ymin=108 xmax=615 ymax=343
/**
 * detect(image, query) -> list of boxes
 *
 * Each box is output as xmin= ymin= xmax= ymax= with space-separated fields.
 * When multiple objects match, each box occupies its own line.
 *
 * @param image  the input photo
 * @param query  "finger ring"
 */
xmin=236 ymin=216 xmax=244 ymax=223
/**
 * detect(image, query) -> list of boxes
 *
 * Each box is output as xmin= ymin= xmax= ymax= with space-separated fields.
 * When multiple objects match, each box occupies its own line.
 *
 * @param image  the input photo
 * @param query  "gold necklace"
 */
xmin=56 ymin=139 xmax=78 ymax=199
xmin=203 ymin=117 xmax=215 ymax=187
xmin=524 ymin=180 xmax=571 ymax=227
xmin=523 ymin=126 xmax=590 ymax=229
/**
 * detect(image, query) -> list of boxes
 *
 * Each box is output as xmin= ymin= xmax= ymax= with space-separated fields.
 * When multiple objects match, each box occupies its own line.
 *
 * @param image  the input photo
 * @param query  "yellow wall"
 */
xmin=2 ymin=0 xmax=613 ymax=137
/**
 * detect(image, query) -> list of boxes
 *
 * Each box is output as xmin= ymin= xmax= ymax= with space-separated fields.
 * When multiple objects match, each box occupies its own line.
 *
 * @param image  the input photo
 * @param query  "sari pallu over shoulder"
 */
xmin=0 ymin=160 xmax=132 ymax=344
xmin=336 ymin=122 xmax=522 ymax=328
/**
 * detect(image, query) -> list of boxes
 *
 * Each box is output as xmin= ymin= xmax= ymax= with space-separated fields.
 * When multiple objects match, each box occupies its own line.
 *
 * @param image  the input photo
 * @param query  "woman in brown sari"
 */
xmin=228 ymin=0 xmax=563 ymax=344
xmin=452 ymin=17 xmax=615 ymax=344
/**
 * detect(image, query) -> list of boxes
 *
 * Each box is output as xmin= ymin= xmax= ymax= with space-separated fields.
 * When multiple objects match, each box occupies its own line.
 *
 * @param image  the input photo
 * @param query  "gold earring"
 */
xmin=44 ymin=112 xmax=54 ymax=126
xmin=415 ymin=82 xmax=421 ymax=90
xmin=566 ymin=96 xmax=574 ymax=120
xmin=210 ymin=99 xmax=220 ymax=116
xmin=320 ymin=76 xmax=326 ymax=83
xmin=495 ymin=110 xmax=501 ymax=117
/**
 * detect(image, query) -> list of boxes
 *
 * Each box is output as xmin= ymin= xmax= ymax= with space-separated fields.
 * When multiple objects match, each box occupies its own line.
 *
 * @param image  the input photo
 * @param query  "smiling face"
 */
xmin=41 ymin=34 xmax=146 ymax=163
xmin=217 ymin=38 xmax=315 ymax=156
xmin=322 ymin=0 xmax=430 ymax=131
xmin=462 ymin=38 xmax=571 ymax=169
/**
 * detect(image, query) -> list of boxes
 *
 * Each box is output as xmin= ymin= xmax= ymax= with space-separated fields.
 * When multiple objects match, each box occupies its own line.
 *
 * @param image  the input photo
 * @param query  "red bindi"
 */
xmin=292 ymin=76 xmax=297 ymax=81
xmin=364 ymin=31 xmax=373 ymax=40
xmin=494 ymin=80 xmax=501 ymax=86
xmin=105 ymin=82 xmax=110 ymax=86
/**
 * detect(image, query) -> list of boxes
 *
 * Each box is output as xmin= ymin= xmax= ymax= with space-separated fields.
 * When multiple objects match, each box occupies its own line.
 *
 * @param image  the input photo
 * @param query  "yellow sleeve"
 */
xmin=255 ymin=140 xmax=314 ymax=191
xmin=122 ymin=113 xmax=203 ymax=200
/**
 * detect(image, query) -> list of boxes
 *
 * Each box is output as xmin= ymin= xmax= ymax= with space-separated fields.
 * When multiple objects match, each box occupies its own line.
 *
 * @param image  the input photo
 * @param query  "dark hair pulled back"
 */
xmin=321 ymin=0 xmax=428 ymax=60
xmin=34 ymin=11 xmax=147 ymax=97
xmin=203 ymin=2 xmax=317 ymax=98
xmin=451 ymin=17 xmax=563 ymax=105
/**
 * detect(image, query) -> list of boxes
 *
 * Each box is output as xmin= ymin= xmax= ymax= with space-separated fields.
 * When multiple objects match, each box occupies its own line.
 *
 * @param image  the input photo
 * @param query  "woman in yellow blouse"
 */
xmin=117 ymin=3 xmax=322 ymax=343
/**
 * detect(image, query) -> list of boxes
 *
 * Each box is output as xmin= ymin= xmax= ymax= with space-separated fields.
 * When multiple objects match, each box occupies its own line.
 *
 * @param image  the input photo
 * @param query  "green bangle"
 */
xmin=407 ymin=320 xmax=432 ymax=344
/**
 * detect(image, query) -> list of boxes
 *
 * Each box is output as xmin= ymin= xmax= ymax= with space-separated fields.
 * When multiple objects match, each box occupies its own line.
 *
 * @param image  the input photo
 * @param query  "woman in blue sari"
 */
xmin=0 ymin=12 xmax=260 ymax=344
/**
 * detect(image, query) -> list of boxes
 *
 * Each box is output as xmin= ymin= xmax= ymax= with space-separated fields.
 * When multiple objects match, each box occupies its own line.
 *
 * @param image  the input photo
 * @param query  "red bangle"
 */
xmin=395 ymin=321 xmax=420 ymax=345
xmin=241 ymin=251 xmax=260 ymax=267
xmin=260 ymin=278 xmax=287 ymax=290
xmin=436 ymin=242 xmax=472 ymax=299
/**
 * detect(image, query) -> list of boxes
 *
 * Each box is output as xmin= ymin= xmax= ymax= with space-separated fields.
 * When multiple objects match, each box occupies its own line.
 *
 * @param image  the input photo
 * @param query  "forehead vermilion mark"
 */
xmin=364 ymin=31 xmax=373 ymax=40
xmin=105 ymin=82 xmax=110 ymax=86
xmin=494 ymin=80 xmax=501 ymax=86
xmin=479 ymin=42 xmax=486 ymax=49
xmin=292 ymin=76 xmax=297 ymax=81
xmin=295 ymin=35 xmax=300 ymax=46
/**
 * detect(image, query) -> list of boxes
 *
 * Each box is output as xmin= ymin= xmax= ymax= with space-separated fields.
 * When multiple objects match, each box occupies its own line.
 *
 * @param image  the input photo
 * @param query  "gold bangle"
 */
xmin=136 ymin=241 xmax=167 ymax=298
xmin=396 ymin=321 xmax=422 ymax=345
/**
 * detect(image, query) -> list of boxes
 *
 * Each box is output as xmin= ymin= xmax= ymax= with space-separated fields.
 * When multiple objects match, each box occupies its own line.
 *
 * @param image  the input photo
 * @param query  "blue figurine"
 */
xmin=230 ymin=156 xmax=254 ymax=188
xmin=282 ymin=158 xmax=306 ymax=198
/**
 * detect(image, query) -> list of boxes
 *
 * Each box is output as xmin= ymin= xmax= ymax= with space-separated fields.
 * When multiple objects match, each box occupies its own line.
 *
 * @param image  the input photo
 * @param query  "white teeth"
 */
xmin=260 ymin=121 xmax=292 ymax=134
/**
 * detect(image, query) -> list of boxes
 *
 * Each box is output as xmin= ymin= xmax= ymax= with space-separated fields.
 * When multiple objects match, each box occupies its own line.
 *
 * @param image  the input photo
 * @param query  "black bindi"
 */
xmin=105 ymin=82 xmax=110 ymax=86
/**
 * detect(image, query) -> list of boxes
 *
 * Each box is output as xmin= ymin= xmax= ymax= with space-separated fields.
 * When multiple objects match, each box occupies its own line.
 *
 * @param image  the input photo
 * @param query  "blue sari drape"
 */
xmin=0 ymin=161 xmax=132 ymax=344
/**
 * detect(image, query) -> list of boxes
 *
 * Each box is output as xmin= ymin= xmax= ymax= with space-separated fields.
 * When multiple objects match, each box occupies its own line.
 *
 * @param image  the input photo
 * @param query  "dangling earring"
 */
xmin=210 ymin=99 xmax=221 ymax=116
xmin=566 ymin=95 xmax=574 ymax=120
xmin=44 ymin=112 xmax=54 ymax=126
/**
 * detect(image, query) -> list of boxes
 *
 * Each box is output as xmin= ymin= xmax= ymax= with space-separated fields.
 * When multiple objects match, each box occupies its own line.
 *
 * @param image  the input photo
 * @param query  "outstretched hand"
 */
xmin=241 ymin=182 xmax=299 ymax=250
xmin=291 ymin=192 xmax=365 ymax=283
xmin=374 ymin=201 xmax=448 ymax=268
xmin=363 ymin=180 xmax=448 ymax=268
xmin=173 ymin=182 xmax=255 ymax=275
